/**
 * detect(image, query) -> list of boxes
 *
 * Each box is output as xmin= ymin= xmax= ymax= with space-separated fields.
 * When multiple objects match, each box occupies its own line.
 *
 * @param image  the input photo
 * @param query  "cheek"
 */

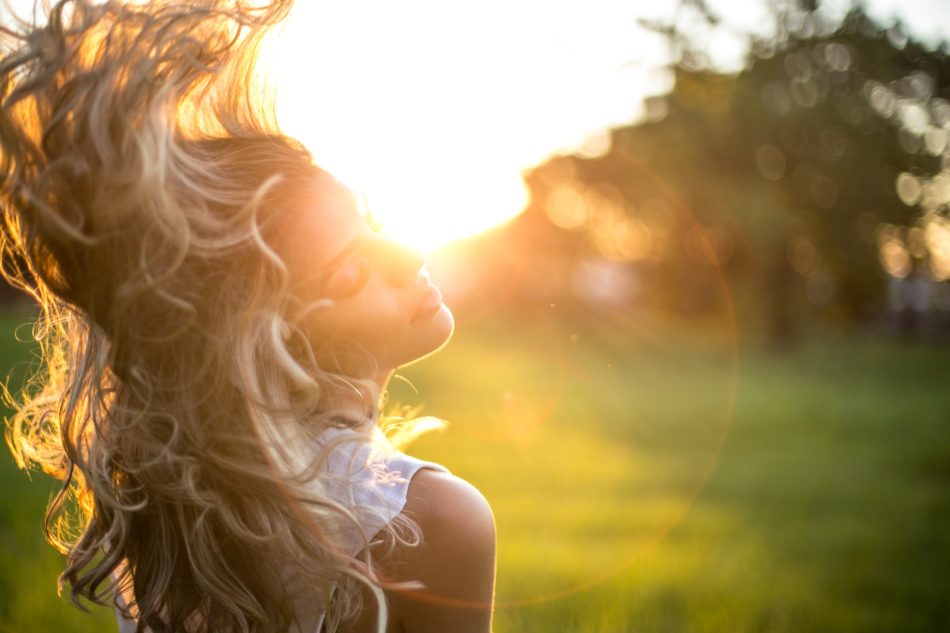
xmin=306 ymin=292 xmax=412 ymax=359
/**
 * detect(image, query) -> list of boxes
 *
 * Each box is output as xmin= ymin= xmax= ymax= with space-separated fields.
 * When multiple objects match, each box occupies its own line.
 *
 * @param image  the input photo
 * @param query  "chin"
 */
xmin=400 ymin=303 xmax=455 ymax=368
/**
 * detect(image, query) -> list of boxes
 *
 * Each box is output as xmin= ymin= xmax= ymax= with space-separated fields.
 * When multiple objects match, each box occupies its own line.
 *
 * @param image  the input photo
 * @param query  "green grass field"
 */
xmin=1 ymin=306 xmax=948 ymax=632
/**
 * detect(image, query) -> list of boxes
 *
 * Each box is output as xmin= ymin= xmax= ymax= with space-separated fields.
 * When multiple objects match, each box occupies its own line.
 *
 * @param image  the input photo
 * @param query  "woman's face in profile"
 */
xmin=280 ymin=176 xmax=454 ymax=377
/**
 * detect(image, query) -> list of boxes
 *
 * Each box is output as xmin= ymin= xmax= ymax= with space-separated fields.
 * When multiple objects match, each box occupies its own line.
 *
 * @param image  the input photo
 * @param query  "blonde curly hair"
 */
xmin=0 ymin=1 xmax=414 ymax=631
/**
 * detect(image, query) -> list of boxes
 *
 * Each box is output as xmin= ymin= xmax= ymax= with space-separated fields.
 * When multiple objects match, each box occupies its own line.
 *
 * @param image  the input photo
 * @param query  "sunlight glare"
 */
xmin=265 ymin=0 xmax=667 ymax=251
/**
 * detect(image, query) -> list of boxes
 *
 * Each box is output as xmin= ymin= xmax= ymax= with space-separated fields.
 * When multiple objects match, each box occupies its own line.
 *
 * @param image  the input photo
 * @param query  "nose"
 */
xmin=378 ymin=238 xmax=426 ymax=286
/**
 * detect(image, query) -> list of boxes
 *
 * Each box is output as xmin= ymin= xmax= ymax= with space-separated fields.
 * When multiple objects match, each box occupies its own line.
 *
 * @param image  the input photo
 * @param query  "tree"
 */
xmin=512 ymin=0 xmax=950 ymax=344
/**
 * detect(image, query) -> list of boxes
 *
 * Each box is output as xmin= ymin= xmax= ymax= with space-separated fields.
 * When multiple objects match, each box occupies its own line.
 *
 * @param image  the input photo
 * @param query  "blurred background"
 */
xmin=2 ymin=0 xmax=949 ymax=631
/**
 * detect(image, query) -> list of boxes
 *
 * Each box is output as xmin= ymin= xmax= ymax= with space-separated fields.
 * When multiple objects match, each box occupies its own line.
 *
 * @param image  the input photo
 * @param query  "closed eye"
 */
xmin=324 ymin=257 xmax=370 ymax=299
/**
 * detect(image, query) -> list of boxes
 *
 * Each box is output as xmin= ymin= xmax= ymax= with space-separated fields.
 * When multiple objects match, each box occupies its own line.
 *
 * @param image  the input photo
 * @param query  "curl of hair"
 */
xmin=0 ymin=2 xmax=419 ymax=631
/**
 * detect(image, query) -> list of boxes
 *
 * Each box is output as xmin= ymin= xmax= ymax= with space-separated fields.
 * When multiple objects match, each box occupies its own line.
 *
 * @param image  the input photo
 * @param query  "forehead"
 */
xmin=280 ymin=175 xmax=365 ymax=268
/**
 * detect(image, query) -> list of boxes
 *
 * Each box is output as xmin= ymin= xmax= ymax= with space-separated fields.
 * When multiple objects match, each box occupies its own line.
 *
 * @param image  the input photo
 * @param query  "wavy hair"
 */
xmin=0 ymin=1 xmax=414 ymax=631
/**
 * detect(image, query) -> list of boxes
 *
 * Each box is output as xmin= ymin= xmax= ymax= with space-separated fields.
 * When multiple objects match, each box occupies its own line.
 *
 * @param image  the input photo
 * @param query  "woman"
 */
xmin=0 ymin=1 xmax=495 ymax=632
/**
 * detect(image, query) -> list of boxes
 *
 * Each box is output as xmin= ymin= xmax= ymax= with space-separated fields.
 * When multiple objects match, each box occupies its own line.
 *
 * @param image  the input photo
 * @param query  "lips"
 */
xmin=411 ymin=284 xmax=443 ymax=321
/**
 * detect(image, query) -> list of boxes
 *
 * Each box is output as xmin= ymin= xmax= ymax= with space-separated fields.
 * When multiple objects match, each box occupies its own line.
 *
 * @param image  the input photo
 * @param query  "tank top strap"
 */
xmin=317 ymin=424 xmax=449 ymax=556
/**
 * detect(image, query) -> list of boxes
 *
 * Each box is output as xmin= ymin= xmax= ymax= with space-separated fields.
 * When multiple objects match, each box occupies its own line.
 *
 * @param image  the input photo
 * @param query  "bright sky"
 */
xmin=4 ymin=0 xmax=949 ymax=249
xmin=269 ymin=0 xmax=674 ymax=249
xmin=697 ymin=0 xmax=950 ymax=70
xmin=269 ymin=0 xmax=950 ymax=249
xmin=863 ymin=0 xmax=950 ymax=47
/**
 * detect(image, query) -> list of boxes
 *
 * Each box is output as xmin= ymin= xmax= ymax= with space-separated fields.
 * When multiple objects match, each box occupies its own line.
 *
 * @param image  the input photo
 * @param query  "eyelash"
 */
xmin=326 ymin=258 xmax=369 ymax=298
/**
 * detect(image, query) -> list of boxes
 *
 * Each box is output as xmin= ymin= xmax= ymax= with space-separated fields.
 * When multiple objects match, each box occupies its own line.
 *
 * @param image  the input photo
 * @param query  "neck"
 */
xmin=321 ymin=368 xmax=394 ymax=423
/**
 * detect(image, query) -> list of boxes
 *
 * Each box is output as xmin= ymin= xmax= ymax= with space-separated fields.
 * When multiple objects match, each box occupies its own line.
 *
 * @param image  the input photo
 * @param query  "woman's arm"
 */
xmin=387 ymin=469 xmax=496 ymax=633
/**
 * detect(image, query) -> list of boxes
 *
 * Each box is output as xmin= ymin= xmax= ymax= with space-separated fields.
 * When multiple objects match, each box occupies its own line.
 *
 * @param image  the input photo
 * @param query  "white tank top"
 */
xmin=114 ymin=425 xmax=448 ymax=633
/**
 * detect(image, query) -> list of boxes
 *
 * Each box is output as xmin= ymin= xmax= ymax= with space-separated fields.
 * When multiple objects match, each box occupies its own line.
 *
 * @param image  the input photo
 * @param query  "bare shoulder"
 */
xmin=387 ymin=468 xmax=496 ymax=633
xmin=404 ymin=468 xmax=495 ymax=548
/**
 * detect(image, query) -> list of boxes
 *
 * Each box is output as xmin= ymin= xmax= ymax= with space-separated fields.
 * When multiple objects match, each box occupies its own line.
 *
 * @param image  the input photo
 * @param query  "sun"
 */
xmin=260 ymin=0 xmax=667 ymax=253
xmin=263 ymin=3 xmax=532 ymax=253
xmin=353 ymin=168 xmax=530 ymax=252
